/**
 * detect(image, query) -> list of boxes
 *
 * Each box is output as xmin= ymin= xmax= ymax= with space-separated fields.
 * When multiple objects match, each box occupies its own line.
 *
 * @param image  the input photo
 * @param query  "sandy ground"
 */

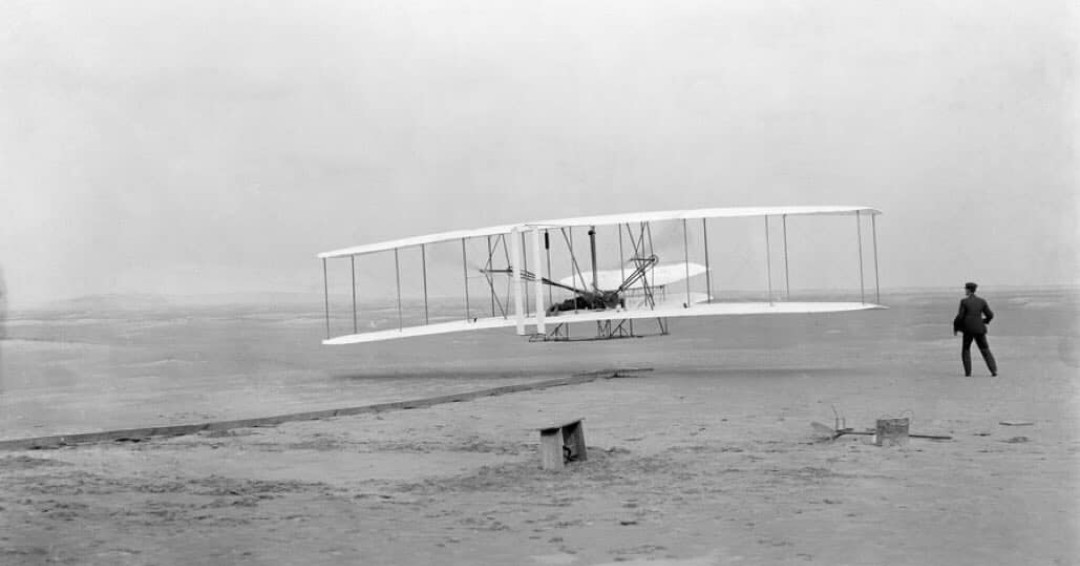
xmin=0 ymin=289 xmax=1077 ymax=565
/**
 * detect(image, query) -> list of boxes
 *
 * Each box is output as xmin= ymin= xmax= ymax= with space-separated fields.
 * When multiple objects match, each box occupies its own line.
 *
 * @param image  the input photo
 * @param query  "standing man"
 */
xmin=953 ymin=282 xmax=998 ymax=377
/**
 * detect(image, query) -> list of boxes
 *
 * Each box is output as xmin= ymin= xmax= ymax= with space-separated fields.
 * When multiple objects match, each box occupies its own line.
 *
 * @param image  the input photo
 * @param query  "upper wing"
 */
xmin=317 ymin=223 xmax=518 ymax=259
xmin=527 ymin=205 xmax=881 ymax=231
xmin=316 ymin=206 xmax=881 ymax=259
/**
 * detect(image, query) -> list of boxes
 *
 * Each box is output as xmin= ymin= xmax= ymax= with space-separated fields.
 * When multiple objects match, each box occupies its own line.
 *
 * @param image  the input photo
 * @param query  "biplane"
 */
xmin=317 ymin=206 xmax=884 ymax=344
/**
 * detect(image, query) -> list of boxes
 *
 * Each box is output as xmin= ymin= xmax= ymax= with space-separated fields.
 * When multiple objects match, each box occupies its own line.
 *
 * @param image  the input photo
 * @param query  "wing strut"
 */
xmin=782 ymin=215 xmax=791 ymax=300
xmin=872 ymin=214 xmax=881 ymax=304
xmin=702 ymin=218 xmax=713 ymax=304
xmin=562 ymin=227 xmax=589 ymax=311
xmin=421 ymin=244 xmax=429 ymax=325
xmin=531 ymin=228 xmax=546 ymax=334
xmin=520 ymin=231 xmax=530 ymax=316
xmin=351 ymin=256 xmax=358 ymax=333
xmin=544 ymin=231 xmax=553 ymax=306
xmin=618 ymin=226 xmax=633 ymax=334
xmin=487 ymin=236 xmax=495 ymax=317
xmin=394 ymin=249 xmax=403 ymax=330
xmin=682 ymin=219 xmax=691 ymax=308
xmin=323 ymin=258 xmax=330 ymax=340
xmin=588 ymin=226 xmax=599 ymax=292
xmin=500 ymin=234 xmax=513 ymax=311
xmin=622 ymin=224 xmax=630 ymax=289
xmin=461 ymin=238 xmax=471 ymax=322
xmin=764 ymin=217 xmax=773 ymax=306
xmin=856 ymin=211 xmax=866 ymax=304
xmin=511 ymin=227 xmax=525 ymax=335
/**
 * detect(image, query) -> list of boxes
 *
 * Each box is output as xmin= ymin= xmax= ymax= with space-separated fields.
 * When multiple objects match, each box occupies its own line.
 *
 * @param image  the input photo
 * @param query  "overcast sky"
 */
xmin=1 ymin=0 xmax=1076 ymax=308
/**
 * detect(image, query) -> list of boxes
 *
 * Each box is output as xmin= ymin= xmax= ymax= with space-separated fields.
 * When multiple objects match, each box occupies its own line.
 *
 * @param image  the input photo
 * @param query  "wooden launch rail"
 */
xmin=0 ymin=367 xmax=653 ymax=451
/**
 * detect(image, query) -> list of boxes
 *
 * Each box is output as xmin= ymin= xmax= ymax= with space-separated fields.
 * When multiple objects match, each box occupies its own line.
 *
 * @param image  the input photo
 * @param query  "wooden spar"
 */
xmin=618 ymin=223 xmax=626 ymax=286
xmin=532 ymin=228 xmax=546 ymax=334
xmin=421 ymin=244 xmax=429 ymax=325
xmin=511 ymin=227 xmax=525 ymax=335
xmin=782 ymin=215 xmax=790 ymax=300
xmin=544 ymin=230 xmax=553 ymax=306
xmin=570 ymin=227 xmax=577 ymax=313
xmin=682 ymin=219 xmax=691 ymax=307
xmin=645 ymin=222 xmax=656 ymax=298
xmin=521 ymin=231 xmax=530 ymax=316
xmin=645 ymin=221 xmax=666 ymax=334
xmin=702 ymin=218 xmax=712 ymax=304
xmin=323 ymin=258 xmax=330 ymax=340
xmin=872 ymin=214 xmax=881 ymax=304
xmin=765 ymin=216 xmax=773 ymax=305
xmin=394 ymin=248 xmax=403 ymax=330
xmin=623 ymin=222 xmax=637 ymax=334
xmin=461 ymin=238 xmax=470 ymax=321
xmin=588 ymin=226 xmax=598 ymax=292
xmin=351 ymin=255 xmax=358 ymax=333
xmin=856 ymin=211 xmax=865 ymax=304
xmin=565 ymin=227 xmax=578 ymax=313
xmin=487 ymin=236 xmax=495 ymax=317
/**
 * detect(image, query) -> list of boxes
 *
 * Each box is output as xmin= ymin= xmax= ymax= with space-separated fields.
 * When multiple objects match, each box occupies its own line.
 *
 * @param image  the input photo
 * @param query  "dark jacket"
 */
xmin=953 ymin=295 xmax=994 ymax=335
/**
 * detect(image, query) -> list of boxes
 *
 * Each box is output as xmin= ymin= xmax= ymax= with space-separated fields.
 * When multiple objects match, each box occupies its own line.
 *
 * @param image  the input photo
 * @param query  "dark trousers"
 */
xmin=962 ymin=332 xmax=997 ymax=376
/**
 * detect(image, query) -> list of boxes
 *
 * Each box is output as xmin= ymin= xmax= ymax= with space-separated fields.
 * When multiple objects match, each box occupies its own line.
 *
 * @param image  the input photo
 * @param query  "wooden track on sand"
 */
xmin=0 ymin=368 xmax=652 ymax=451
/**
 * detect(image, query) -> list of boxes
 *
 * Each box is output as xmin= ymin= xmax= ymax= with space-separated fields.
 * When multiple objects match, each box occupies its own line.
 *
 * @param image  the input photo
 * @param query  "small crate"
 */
xmin=537 ymin=418 xmax=587 ymax=470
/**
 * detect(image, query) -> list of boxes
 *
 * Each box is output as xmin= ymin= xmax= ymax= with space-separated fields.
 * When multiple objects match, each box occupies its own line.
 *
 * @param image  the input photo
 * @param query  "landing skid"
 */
xmin=529 ymin=318 xmax=669 ymax=342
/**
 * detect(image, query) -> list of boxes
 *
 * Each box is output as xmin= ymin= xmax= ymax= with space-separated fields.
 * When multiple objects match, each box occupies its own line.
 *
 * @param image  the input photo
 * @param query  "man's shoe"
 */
xmin=991 ymin=372 xmax=998 ymax=377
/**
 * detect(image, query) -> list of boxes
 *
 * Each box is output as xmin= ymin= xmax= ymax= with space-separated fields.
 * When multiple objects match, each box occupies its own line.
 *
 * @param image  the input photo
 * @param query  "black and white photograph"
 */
xmin=1 ymin=1 xmax=1077 ymax=564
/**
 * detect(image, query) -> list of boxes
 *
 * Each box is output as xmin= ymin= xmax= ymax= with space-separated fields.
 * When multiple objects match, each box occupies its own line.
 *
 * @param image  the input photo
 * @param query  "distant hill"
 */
xmin=164 ymin=292 xmax=327 ymax=306
xmin=8 ymin=291 xmax=381 ymax=316
xmin=40 ymin=293 xmax=175 ymax=311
